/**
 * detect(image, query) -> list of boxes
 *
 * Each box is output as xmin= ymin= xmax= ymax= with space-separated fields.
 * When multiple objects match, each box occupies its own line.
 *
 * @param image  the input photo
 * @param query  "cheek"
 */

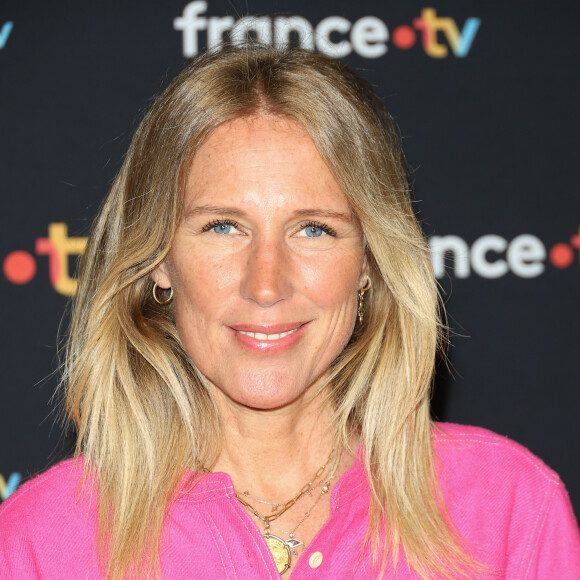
xmin=301 ymin=252 xmax=362 ymax=310
xmin=170 ymin=253 xmax=240 ymax=347
xmin=174 ymin=252 xmax=239 ymax=303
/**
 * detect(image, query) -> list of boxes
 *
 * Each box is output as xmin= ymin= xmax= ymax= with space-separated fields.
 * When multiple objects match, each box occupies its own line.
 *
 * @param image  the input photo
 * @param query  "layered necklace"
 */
xmin=236 ymin=448 xmax=340 ymax=575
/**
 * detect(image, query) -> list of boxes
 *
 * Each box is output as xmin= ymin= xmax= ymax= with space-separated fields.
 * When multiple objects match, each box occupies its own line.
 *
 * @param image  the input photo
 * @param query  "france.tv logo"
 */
xmin=174 ymin=4 xmax=481 ymax=59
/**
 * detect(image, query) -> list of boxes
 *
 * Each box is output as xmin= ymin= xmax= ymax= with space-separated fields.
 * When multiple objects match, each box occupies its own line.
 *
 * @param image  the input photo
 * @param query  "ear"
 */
xmin=151 ymin=259 xmax=172 ymax=289
xmin=359 ymin=251 xmax=370 ymax=288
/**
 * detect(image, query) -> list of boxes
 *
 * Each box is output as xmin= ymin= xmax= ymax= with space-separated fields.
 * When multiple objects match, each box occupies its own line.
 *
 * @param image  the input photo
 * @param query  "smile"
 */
xmin=236 ymin=328 xmax=299 ymax=341
xmin=231 ymin=322 xmax=308 ymax=354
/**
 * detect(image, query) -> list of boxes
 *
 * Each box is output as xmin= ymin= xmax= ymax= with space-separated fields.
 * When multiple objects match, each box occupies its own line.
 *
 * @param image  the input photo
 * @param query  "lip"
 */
xmin=229 ymin=321 xmax=309 ymax=354
xmin=229 ymin=322 xmax=307 ymax=334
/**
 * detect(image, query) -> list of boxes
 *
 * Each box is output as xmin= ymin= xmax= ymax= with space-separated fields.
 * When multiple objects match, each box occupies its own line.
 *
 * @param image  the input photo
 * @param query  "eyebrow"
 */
xmin=184 ymin=205 xmax=246 ymax=219
xmin=184 ymin=205 xmax=353 ymax=223
xmin=293 ymin=209 xmax=353 ymax=223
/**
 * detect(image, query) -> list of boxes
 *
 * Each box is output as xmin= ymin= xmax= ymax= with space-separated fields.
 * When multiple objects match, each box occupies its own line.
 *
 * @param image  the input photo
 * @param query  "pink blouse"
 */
xmin=1 ymin=423 xmax=579 ymax=578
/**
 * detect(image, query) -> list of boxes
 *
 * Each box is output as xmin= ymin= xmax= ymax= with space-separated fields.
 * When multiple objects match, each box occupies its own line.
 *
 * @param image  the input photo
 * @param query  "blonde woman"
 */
xmin=1 ymin=46 xmax=579 ymax=579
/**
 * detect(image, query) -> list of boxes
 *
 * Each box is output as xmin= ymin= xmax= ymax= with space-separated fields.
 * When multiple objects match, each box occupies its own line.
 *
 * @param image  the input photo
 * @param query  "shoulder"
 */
xmin=0 ymin=457 xmax=94 ymax=533
xmin=432 ymin=422 xmax=563 ymax=512
xmin=432 ymin=421 xmax=561 ymax=487
xmin=0 ymin=459 xmax=101 ymax=577
xmin=431 ymin=423 xmax=580 ymax=575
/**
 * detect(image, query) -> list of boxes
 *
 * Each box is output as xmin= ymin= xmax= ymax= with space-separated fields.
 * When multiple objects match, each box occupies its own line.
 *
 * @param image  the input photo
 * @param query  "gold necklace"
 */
xmin=240 ymin=475 xmax=328 ymax=512
xmin=236 ymin=449 xmax=339 ymax=575
xmin=269 ymin=449 xmax=342 ymax=556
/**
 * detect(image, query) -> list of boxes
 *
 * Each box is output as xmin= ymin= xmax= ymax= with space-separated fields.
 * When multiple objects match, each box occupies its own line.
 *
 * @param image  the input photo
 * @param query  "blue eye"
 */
xmin=304 ymin=225 xmax=324 ymax=237
xmin=203 ymin=219 xmax=240 ymax=235
xmin=297 ymin=221 xmax=337 ymax=238
xmin=212 ymin=223 xmax=233 ymax=234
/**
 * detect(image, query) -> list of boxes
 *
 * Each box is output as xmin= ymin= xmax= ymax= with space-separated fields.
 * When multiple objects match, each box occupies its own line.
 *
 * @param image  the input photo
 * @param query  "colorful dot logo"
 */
xmin=391 ymin=26 xmax=417 ymax=50
xmin=3 ymin=250 xmax=37 ymax=284
xmin=2 ymin=223 xmax=87 ymax=296
xmin=549 ymin=234 xmax=580 ymax=269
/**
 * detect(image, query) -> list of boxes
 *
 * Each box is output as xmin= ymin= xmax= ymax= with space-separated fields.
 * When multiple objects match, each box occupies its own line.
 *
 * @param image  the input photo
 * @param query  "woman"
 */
xmin=0 ymin=45 xmax=579 ymax=579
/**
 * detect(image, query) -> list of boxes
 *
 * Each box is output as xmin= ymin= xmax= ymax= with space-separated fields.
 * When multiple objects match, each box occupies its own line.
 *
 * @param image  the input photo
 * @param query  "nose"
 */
xmin=240 ymin=237 xmax=293 ymax=306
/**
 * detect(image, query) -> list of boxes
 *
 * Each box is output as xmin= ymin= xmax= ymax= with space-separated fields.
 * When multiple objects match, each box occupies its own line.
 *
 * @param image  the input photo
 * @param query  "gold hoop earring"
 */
xmin=153 ymin=281 xmax=173 ymax=305
xmin=357 ymin=277 xmax=371 ymax=325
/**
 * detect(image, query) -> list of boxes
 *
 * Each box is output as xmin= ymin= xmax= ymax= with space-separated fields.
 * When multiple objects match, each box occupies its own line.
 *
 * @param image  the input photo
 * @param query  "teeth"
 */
xmin=238 ymin=328 xmax=299 ymax=340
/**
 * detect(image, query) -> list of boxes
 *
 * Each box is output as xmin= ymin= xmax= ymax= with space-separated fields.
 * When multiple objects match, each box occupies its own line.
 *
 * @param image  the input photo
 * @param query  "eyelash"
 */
xmin=201 ymin=218 xmax=240 ymax=233
xmin=200 ymin=218 xmax=337 ymax=237
xmin=300 ymin=221 xmax=337 ymax=237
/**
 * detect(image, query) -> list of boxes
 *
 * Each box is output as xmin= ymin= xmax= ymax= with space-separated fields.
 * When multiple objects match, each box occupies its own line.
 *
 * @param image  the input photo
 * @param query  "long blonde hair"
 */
xmin=63 ymin=45 xmax=473 ymax=579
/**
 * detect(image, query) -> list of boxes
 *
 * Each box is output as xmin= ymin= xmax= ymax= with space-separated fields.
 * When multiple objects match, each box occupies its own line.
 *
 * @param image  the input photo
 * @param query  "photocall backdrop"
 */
xmin=1 ymin=0 xmax=578 ymax=517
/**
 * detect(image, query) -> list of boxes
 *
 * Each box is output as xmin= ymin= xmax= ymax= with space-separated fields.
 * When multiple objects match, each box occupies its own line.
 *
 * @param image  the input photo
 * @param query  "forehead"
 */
xmin=196 ymin=114 xmax=310 ymax=155
xmin=183 ymin=115 xmax=353 ymax=214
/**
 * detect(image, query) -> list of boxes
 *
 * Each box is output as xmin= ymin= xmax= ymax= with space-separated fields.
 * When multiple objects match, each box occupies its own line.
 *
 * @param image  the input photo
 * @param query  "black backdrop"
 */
xmin=1 ymin=0 xmax=578 ymax=518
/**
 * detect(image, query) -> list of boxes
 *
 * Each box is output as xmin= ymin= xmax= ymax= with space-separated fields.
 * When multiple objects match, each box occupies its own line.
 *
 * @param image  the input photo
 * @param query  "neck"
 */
xmin=209 ymin=383 xmax=338 ymax=502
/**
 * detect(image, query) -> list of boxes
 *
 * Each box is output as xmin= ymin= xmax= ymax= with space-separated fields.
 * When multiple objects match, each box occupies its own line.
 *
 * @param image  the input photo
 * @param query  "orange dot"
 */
xmin=392 ymin=26 xmax=417 ymax=50
xmin=3 ymin=250 xmax=37 ymax=284
xmin=549 ymin=243 xmax=574 ymax=268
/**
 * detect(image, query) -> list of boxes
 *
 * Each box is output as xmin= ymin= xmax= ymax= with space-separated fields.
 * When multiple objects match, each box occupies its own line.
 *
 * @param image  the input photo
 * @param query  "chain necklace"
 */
xmin=240 ymin=475 xmax=328 ymax=512
xmin=236 ymin=449 xmax=340 ymax=576
xmin=269 ymin=449 xmax=341 ymax=555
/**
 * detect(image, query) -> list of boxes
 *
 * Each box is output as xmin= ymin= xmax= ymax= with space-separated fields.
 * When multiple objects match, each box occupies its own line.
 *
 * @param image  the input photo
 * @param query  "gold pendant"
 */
xmin=264 ymin=533 xmax=291 ymax=575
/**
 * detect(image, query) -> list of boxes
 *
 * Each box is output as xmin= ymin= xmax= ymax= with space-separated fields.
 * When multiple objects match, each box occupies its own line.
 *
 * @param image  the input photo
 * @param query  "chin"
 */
xmin=238 ymin=397 xmax=294 ymax=411
xmin=235 ymin=385 xmax=302 ymax=410
xmin=205 ymin=364 xmax=326 ymax=410
xmin=228 ymin=369 xmax=308 ymax=410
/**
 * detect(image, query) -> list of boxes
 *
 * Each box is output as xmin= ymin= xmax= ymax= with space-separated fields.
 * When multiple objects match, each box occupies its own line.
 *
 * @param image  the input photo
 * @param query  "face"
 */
xmin=154 ymin=115 xmax=367 ymax=410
